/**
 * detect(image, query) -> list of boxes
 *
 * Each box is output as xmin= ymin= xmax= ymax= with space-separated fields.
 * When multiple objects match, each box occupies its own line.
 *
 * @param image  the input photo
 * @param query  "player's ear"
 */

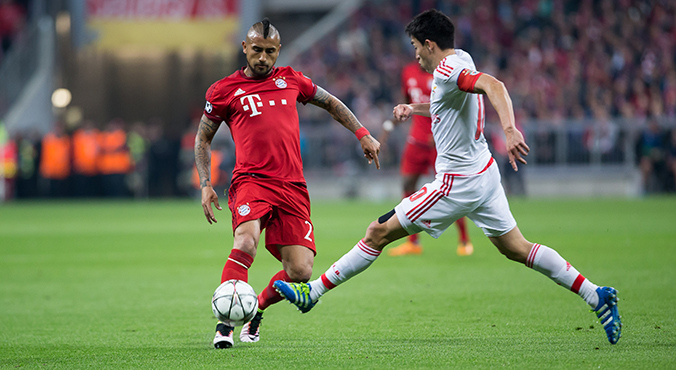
xmin=424 ymin=40 xmax=433 ymax=52
xmin=241 ymin=40 xmax=247 ymax=54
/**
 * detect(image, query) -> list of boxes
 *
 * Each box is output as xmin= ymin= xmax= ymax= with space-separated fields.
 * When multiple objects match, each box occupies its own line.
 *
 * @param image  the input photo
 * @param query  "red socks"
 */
xmin=455 ymin=217 xmax=469 ymax=243
xmin=257 ymin=270 xmax=291 ymax=311
xmin=404 ymin=190 xmax=419 ymax=244
xmin=221 ymin=249 xmax=254 ymax=283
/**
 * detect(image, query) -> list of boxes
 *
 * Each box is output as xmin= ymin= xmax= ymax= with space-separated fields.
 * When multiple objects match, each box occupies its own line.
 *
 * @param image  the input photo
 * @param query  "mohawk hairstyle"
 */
xmin=262 ymin=17 xmax=271 ymax=38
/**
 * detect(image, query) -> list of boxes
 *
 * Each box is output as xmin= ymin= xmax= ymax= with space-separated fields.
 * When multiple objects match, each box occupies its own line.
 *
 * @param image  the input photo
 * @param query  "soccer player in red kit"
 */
xmin=195 ymin=19 xmax=380 ymax=349
xmin=385 ymin=61 xmax=473 ymax=257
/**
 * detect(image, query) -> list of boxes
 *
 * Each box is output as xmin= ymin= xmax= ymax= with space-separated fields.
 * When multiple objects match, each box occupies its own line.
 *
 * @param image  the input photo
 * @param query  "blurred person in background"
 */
xmin=584 ymin=108 xmax=620 ymax=163
xmin=381 ymin=61 xmax=474 ymax=257
xmin=71 ymin=120 xmax=100 ymax=197
xmin=98 ymin=119 xmax=132 ymax=197
xmin=39 ymin=122 xmax=70 ymax=197
xmin=147 ymin=118 xmax=180 ymax=197
xmin=15 ymin=130 xmax=39 ymax=198
xmin=665 ymin=128 xmax=676 ymax=192
xmin=0 ymin=0 xmax=25 ymax=56
xmin=195 ymin=18 xmax=380 ymax=349
xmin=636 ymin=119 xmax=667 ymax=193
xmin=127 ymin=121 xmax=149 ymax=198
xmin=0 ymin=121 xmax=17 ymax=200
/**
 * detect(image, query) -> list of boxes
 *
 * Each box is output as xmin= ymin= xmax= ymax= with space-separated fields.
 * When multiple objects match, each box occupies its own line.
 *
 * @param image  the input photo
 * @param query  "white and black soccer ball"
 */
xmin=211 ymin=280 xmax=258 ymax=326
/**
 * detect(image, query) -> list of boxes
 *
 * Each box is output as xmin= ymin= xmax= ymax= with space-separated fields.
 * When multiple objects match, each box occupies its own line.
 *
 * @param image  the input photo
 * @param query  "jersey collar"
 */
xmin=239 ymin=66 xmax=277 ymax=80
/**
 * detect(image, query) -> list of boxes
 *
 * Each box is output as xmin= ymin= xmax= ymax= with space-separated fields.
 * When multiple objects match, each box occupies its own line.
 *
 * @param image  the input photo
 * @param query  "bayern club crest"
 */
xmin=275 ymin=78 xmax=287 ymax=89
xmin=237 ymin=204 xmax=251 ymax=216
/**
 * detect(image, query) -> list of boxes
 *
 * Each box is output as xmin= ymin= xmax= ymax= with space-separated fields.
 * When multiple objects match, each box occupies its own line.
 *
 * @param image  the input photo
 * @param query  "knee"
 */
xmin=233 ymin=233 xmax=258 ymax=256
xmin=285 ymin=263 xmax=312 ymax=283
xmin=493 ymin=239 xmax=530 ymax=264
xmin=363 ymin=221 xmax=388 ymax=250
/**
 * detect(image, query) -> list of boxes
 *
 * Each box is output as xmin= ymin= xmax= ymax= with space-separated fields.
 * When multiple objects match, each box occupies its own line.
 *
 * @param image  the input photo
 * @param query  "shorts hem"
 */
xmin=482 ymin=222 xmax=517 ymax=238
xmin=394 ymin=204 xmax=421 ymax=236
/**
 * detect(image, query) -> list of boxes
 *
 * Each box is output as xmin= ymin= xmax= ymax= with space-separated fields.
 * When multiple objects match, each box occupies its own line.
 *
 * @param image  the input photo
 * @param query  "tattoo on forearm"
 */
xmin=194 ymin=116 xmax=221 ymax=188
xmin=310 ymin=86 xmax=363 ymax=133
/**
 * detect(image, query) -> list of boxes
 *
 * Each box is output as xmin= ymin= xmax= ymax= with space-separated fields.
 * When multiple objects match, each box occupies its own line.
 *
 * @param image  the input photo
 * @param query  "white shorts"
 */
xmin=394 ymin=158 xmax=516 ymax=238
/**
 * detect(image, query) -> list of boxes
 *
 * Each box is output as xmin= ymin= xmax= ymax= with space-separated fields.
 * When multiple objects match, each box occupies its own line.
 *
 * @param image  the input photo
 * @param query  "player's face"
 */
xmin=243 ymin=35 xmax=281 ymax=77
xmin=411 ymin=37 xmax=433 ymax=73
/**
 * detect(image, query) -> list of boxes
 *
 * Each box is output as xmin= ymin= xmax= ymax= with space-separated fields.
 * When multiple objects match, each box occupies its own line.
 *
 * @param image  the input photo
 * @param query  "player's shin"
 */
xmin=527 ymin=243 xmax=599 ymax=308
xmin=309 ymin=239 xmax=381 ymax=301
xmin=221 ymin=249 xmax=254 ymax=283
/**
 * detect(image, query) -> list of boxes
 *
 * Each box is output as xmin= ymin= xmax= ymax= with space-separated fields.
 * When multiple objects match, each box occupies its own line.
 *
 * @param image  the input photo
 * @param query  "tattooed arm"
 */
xmin=309 ymin=86 xmax=381 ymax=169
xmin=195 ymin=114 xmax=222 ymax=224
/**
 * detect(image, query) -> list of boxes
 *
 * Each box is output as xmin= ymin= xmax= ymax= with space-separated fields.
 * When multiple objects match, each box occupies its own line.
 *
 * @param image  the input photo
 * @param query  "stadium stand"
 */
xmin=1 ymin=0 xmax=675 ymax=200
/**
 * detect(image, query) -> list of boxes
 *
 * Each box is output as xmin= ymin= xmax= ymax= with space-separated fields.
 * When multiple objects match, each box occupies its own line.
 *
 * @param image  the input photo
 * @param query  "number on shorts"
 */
xmin=410 ymin=186 xmax=428 ymax=202
xmin=304 ymin=221 xmax=313 ymax=242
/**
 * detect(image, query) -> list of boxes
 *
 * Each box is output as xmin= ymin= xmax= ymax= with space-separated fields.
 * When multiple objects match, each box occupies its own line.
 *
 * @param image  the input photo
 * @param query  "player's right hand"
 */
xmin=505 ymin=128 xmax=530 ymax=171
xmin=201 ymin=186 xmax=222 ymax=224
xmin=393 ymin=104 xmax=413 ymax=121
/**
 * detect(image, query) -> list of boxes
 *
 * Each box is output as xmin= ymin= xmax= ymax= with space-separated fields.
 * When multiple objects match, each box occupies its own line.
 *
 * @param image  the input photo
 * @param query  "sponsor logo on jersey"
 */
xmin=238 ymin=204 xmax=251 ymax=216
xmin=205 ymin=101 xmax=212 ymax=113
xmin=240 ymin=94 xmax=263 ymax=117
xmin=275 ymin=78 xmax=287 ymax=89
xmin=421 ymin=220 xmax=432 ymax=228
xmin=234 ymin=88 xmax=246 ymax=97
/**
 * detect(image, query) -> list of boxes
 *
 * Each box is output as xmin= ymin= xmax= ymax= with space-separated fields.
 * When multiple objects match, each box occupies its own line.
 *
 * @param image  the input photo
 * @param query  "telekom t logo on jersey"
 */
xmin=239 ymin=93 xmax=289 ymax=117
xmin=240 ymin=94 xmax=263 ymax=117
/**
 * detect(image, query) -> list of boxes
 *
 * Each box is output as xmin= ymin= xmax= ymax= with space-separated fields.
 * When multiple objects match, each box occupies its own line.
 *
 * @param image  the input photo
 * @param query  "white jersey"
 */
xmin=430 ymin=49 xmax=492 ymax=175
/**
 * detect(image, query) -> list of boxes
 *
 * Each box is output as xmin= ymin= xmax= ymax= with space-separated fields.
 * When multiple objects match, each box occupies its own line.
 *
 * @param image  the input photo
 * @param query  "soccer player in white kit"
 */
xmin=275 ymin=9 xmax=622 ymax=344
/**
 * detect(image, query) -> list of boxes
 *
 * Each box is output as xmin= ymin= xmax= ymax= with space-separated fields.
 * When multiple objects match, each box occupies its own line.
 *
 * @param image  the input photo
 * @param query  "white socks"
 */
xmin=528 ymin=243 xmax=599 ymax=308
xmin=309 ymin=240 xmax=381 ymax=301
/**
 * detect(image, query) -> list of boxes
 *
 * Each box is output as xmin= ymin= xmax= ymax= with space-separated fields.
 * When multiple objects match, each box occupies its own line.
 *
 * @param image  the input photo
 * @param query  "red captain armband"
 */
xmin=355 ymin=127 xmax=370 ymax=140
xmin=457 ymin=68 xmax=483 ymax=93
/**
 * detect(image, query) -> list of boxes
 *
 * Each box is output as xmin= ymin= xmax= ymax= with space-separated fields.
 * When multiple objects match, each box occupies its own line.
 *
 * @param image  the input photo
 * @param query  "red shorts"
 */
xmin=227 ymin=175 xmax=316 ymax=261
xmin=401 ymin=140 xmax=436 ymax=176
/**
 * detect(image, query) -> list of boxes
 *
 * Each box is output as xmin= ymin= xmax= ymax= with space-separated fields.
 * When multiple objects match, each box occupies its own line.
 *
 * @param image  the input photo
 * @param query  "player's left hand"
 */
xmin=360 ymin=135 xmax=381 ymax=169
xmin=505 ymin=128 xmax=529 ymax=171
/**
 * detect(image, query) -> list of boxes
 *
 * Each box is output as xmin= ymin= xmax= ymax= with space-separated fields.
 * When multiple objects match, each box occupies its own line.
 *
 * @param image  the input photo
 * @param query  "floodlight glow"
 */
xmin=52 ymin=88 xmax=72 ymax=108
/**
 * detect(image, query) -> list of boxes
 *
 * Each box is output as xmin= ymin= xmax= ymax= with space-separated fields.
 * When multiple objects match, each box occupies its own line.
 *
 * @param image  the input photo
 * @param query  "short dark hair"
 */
xmin=405 ymin=9 xmax=455 ymax=50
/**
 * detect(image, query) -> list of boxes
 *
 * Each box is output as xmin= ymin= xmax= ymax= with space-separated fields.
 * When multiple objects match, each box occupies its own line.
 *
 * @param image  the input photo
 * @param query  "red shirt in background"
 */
xmin=401 ymin=62 xmax=434 ymax=147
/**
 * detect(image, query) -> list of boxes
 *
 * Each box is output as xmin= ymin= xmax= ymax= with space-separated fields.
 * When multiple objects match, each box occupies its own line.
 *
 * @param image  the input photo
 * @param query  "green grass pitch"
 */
xmin=1 ymin=197 xmax=675 ymax=369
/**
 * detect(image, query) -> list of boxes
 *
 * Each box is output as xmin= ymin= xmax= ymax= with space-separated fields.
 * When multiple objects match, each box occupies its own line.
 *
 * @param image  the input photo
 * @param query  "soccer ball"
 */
xmin=211 ymin=279 xmax=258 ymax=326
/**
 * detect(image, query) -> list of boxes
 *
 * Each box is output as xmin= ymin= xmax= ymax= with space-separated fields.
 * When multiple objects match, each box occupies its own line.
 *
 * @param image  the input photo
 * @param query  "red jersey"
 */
xmin=204 ymin=66 xmax=317 ymax=183
xmin=401 ymin=62 xmax=434 ymax=147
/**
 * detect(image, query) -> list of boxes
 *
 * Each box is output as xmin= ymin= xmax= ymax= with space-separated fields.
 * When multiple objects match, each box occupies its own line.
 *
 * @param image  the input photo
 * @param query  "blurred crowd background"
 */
xmin=1 ymin=0 xmax=675 ymax=201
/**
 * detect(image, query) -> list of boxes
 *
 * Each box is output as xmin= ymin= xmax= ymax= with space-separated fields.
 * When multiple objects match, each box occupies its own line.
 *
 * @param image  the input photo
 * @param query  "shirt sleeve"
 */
xmin=292 ymin=69 xmax=318 ymax=104
xmin=204 ymin=82 xmax=227 ymax=122
xmin=456 ymin=68 xmax=483 ymax=93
